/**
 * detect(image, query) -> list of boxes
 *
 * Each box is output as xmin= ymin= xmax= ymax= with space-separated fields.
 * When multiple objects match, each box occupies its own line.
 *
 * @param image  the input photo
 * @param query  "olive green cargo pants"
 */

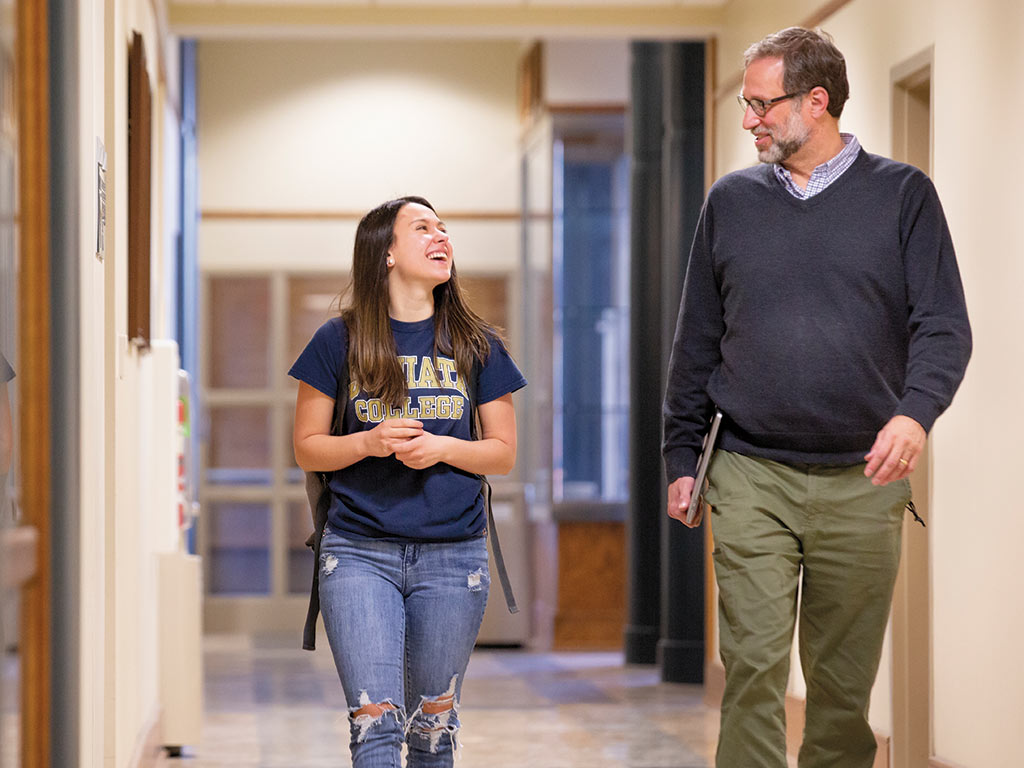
xmin=705 ymin=450 xmax=910 ymax=768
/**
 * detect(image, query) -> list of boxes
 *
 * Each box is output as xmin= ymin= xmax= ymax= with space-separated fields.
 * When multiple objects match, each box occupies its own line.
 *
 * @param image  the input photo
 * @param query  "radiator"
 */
xmin=158 ymin=552 xmax=203 ymax=752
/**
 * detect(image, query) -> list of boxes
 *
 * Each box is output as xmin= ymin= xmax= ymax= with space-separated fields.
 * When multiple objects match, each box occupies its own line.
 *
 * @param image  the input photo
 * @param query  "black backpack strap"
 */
xmin=468 ymin=363 xmax=518 ymax=615
xmin=302 ymin=322 xmax=349 ymax=651
xmin=302 ymin=471 xmax=332 ymax=651
xmin=482 ymin=476 xmax=518 ymax=614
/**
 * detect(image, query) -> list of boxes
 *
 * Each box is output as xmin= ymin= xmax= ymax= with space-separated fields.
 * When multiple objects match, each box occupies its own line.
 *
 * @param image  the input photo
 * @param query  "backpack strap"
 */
xmin=468 ymin=363 xmax=518 ymax=615
xmin=302 ymin=323 xmax=349 ymax=651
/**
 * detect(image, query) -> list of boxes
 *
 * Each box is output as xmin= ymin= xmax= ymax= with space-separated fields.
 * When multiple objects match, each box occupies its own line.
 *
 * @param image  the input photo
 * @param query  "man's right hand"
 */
xmin=667 ymin=476 xmax=700 ymax=527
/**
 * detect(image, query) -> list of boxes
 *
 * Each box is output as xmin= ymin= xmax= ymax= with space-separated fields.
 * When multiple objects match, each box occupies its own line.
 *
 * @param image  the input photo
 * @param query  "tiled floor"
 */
xmin=157 ymin=633 xmax=720 ymax=767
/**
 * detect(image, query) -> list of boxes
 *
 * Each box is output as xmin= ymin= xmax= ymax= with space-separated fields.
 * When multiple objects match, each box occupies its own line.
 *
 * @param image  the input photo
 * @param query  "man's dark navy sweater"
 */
xmin=663 ymin=150 xmax=972 ymax=481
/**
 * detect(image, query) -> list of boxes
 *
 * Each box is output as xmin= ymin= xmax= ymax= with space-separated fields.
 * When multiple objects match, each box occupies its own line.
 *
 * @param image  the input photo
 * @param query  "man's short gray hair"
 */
xmin=744 ymin=27 xmax=849 ymax=118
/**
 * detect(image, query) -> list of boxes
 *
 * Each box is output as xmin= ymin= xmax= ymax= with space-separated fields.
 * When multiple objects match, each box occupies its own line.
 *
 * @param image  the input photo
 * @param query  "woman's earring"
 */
xmin=386 ymin=255 xmax=395 ymax=267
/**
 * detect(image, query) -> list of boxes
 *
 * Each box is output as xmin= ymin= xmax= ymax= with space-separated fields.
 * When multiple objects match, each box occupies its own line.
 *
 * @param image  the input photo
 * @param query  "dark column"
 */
xmin=657 ymin=41 xmax=707 ymax=684
xmin=624 ymin=42 xmax=665 ymax=665
xmin=49 ymin=0 xmax=81 ymax=761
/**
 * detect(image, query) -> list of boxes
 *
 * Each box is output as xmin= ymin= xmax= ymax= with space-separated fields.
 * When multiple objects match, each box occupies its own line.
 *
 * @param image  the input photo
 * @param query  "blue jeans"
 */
xmin=319 ymin=528 xmax=490 ymax=768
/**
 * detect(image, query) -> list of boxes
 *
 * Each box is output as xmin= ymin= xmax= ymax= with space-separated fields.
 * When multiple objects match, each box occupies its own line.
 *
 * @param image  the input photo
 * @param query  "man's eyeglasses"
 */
xmin=736 ymin=92 xmax=803 ymax=117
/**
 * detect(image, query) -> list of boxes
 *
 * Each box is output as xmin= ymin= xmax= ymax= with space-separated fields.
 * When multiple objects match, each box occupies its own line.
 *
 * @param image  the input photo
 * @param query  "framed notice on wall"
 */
xmin=127 ymin=30 xmax=151 ymax=349
xmin=96 ymin=138 xmax=106 ymax=261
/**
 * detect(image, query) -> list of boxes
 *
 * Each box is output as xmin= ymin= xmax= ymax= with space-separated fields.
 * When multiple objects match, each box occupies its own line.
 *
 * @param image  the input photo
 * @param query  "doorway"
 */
xmin=890 ymin=48 xmax=933 ymax=768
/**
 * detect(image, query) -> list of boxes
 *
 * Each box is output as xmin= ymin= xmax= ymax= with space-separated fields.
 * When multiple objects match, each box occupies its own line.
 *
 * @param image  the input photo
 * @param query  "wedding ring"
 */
xmin=898 ymin=458 xmax=909 ymax=466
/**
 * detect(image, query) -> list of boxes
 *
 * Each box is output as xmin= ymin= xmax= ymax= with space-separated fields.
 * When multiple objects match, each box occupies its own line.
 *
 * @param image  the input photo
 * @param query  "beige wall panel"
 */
xmin=79 ymin=1 xmax=108 ymax=765
xmin=200 ymin=220 xmax=355 ymax=272
xmin=927 ymin=1 xmax=1024 ymax=766
xmin=197 ymin=40 xmax=522 ymax=213
xmin=716 ymin=0 xmax=822 ymax=88
xmin=199 ymin=218 xmax=520 ymax=273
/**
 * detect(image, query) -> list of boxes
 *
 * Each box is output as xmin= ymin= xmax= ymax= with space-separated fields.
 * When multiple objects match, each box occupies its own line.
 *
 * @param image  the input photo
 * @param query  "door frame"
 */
xmin=17 ymin=0 xmax=53 ymax=765
xmin=890 ymin=46 xmax=935 ymax=768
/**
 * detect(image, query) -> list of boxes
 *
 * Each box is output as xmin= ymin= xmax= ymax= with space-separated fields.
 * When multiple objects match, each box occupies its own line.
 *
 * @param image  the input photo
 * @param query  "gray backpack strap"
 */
xmin=468 ymin=363 xmax=518 ymax=615
xmin=482 ymin=476 xmax=518 ymax=614
xmin=302 ymin=322 xmax=348 ymax=651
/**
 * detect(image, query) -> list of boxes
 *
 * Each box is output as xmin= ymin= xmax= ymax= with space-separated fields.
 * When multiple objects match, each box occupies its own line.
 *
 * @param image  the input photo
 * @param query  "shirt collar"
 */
xmin=774 ymin=133 xmax=861 ymax=198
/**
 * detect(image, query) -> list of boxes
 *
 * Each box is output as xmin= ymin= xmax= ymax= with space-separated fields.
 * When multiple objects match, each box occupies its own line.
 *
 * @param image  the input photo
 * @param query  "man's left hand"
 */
xmin=864 ymin=415 xmax=926 ymax=486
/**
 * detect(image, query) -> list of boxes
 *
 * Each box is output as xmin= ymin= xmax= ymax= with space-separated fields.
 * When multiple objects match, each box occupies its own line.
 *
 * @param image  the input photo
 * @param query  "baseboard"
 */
xmin=929 ymin=758 xmax=967 ymax=768
xmin=704 ymin=659 xmax=888 ymax=767
xmin=131 ymin=707 xmax=164 ymax=768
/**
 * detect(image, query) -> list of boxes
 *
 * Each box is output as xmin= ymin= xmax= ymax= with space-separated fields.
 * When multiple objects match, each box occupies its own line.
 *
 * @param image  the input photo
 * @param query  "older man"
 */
xmin=662 ymin=27 xmax=971 ymax=768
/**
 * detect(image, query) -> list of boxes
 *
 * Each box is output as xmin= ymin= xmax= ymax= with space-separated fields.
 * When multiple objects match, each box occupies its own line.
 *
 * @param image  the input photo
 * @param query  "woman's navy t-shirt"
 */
xmin=289 ymin=316 xmax=527 ymax=542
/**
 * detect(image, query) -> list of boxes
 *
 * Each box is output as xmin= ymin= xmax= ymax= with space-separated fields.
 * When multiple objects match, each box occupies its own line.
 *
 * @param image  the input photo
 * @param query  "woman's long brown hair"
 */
xmin=339 ymin=196 xmax=500 ymax=408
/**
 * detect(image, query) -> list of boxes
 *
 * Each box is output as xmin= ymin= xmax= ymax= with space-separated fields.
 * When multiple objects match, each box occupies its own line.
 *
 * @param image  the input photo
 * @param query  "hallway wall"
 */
xmin=76 ymin=1 xmax=182 ymax=766
xmin=713 ymin=1 xmax=1024 ymax=765
xmin=197 ymin=39 xmax=523 ymax=275
xmin=67 ymin=5 xmax=1024 ymax=765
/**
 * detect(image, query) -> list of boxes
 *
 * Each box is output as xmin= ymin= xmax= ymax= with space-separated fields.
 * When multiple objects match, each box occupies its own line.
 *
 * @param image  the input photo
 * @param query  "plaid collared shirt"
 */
xmin=774 ymin=133 xmax=861 ymax=199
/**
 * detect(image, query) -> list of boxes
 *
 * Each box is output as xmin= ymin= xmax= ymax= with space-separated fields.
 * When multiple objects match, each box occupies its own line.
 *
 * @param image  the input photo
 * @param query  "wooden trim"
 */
xmin=168 ymin=4 xmax=724 ymax=36
xmin=17 ymin=0 xmax=52 ymax=765
xmin=0 ymin=526 xmax=39 ymax=589
xmin=890 ymin=56 xmax=933 ymax=768
xmin=518 ymin=42 xmax=542 ymax=123
xmin=128 ymin=32 xmax=153 ymax=348
xmin=712 ymin=0 xmax=857 ymax=102
xmin=545 ymin=103 xmax=626 ymax=115
xmin=201 ymin=209 xmax=525 ymax=222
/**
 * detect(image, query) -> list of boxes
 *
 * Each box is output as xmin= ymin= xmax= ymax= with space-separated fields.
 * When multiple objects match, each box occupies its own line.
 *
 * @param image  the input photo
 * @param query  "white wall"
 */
xmin=197 ymin=39 xmax=523 ymax=275
xmin=77 ymin=1 xmax=182 ymax=766
xmin=78 ymin=3 xmax=107 ymax=767
xmin=714 ymin=1 xmax=1024 ymax=764
xmin=927 ymin=2 xmax=1024 ymax=764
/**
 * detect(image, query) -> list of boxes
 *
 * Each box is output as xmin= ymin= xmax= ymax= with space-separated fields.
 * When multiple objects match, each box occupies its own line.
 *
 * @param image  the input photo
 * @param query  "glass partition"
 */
xmin=551 ymin=115 xmax=630 ymax=506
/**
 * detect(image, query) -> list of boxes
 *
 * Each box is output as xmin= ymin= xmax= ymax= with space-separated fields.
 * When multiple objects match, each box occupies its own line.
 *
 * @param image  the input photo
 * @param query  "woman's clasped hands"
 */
xmin=363 ymin=418 xmax=450 ymax=469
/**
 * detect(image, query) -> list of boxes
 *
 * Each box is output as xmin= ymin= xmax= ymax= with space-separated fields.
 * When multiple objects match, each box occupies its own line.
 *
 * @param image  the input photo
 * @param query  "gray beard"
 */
xmin=756 ymin=111 xmax=811 ymax=165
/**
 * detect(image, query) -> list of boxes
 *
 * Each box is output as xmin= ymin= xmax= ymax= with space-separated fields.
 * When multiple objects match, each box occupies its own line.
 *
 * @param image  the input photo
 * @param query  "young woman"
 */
xmin=289 ymin=196 xmax=526 ymax=767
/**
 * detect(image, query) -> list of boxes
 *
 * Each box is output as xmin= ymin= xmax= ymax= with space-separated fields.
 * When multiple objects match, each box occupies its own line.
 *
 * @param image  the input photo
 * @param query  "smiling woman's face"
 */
xmin=387 ymin=202 xmax=452 ymax=289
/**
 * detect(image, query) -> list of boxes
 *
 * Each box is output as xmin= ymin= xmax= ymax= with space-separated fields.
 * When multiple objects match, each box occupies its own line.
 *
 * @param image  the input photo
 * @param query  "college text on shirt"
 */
xmin=351 ymin=354 xmax=468 ymax=424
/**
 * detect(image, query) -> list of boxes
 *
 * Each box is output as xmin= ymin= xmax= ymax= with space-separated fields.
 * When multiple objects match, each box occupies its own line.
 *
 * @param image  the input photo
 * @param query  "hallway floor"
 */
xmin=157 ymin=633 xmax=720 ymax=768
